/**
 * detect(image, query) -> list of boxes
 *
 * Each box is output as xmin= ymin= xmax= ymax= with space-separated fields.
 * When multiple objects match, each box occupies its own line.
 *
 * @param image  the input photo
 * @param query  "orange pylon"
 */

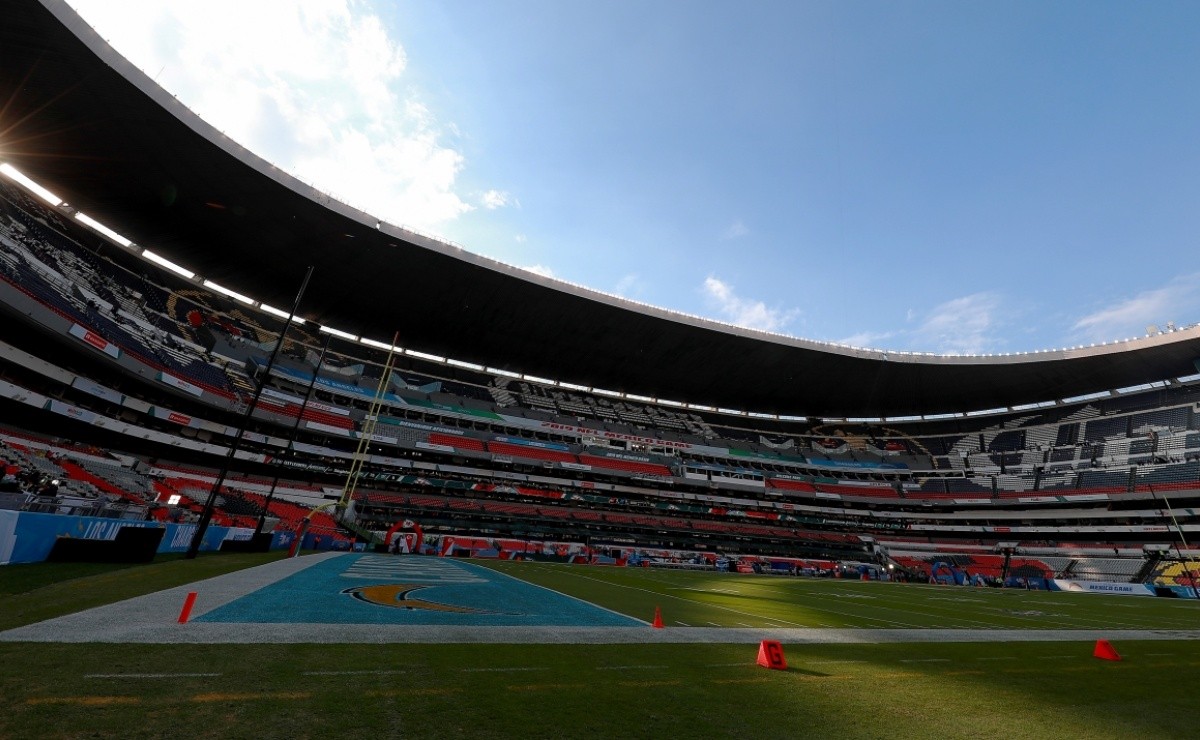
xmin=652 ymin=605 xmax=664 ymax=629
xmin=1093 ymin=639 xmax=1121 ymax=661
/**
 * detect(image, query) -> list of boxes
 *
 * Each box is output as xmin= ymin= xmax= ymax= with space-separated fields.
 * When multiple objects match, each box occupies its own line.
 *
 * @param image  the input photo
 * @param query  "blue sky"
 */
xmin=67 ymin=1 xmax=1200 ymax=354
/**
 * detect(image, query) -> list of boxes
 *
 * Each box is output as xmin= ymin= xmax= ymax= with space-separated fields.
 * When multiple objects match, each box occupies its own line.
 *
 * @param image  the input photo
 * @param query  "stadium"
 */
xmin=1 ymin=1 xmax=1198 ymax=737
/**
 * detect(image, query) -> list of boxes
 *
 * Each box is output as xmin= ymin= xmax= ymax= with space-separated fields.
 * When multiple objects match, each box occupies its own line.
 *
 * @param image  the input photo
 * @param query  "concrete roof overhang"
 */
xmin=4 ymin=0 xmax=1199 ymax=419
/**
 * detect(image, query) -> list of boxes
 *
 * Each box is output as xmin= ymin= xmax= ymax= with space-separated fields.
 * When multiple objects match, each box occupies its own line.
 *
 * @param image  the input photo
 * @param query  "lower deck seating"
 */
xmin=429 ymin=433 xmax=485 ymax=452
xmin=577 ymin=455 xmax=672 ymax=476
xmin=487 ymin=441 xmax=578 ymax=464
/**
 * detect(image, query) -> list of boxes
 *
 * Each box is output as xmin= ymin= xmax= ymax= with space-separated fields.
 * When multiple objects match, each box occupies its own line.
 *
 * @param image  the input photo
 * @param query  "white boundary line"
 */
xmin=468 ymin=560 xmax=651 ymax=626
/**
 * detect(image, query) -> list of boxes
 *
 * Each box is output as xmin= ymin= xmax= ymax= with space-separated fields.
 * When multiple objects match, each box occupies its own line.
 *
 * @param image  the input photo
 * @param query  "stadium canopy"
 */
xmin=3 ymin=0 xmax=1200 ymax=420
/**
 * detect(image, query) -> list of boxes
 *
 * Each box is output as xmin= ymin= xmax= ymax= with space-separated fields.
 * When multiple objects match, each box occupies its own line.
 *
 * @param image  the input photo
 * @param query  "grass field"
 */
xmin=476 ymin=560 xmax=1200 ymax=630
xmin=1 ymin=554 xmax=1198 ymax=739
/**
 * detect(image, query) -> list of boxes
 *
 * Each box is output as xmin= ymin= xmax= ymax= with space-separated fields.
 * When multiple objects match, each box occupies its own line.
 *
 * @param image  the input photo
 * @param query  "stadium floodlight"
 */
xmin=141 ymin=249 xmax=195 ymax=279
xmin=73 ymin=212 xmax=133 ymax=248
xmin=318 ymin=325 xmax=358 ymax=341
xmin=406 ymin=348 xmax=444 ymax=362
xmin=359 ymin=336 xmax=398 ymax=351
xmin=486 ymin=367 xmax=521 ymax=378
xmin=260 ymin=303 xmax=306 ymax=324
xmin=0 ymin=163 xmax=62 ymax=205
xmin=447 ymin=358 xmax=483 ymax=371
xmin=202 ymin=279 xmax=254 ymax=305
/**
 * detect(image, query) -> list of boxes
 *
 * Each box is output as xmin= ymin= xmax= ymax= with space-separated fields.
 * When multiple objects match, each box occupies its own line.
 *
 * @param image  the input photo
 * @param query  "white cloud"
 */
xmin=481 ymin=189 xmax=516 ymax=209
xmin=702 ymin=276 xmax=798 ymax=332
xmin=1071 ymin=273 xmax=1200 ymax=342
xmin=614 ymin=273 xmax=642 ymax=297
xmin=68 ymin=0 xmax=473 ymax=231
xmin=514 ymin=234 xmax=527 ymax=243
xmin=721 ymin=220 xmax=749 ymax=240
xmin=522 ymin=264 xmax=556 ymax=278
xmin=909 ymin=292 xmax=1003 ymax=355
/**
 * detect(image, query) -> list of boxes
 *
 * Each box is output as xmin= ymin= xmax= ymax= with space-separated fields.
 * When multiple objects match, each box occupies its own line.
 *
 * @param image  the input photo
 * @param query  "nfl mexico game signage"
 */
xmin=1049 ymin=580 xmax=1157 ymax=597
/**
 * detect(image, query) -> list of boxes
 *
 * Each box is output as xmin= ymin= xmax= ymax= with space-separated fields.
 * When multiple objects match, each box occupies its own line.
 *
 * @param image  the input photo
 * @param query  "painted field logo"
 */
xmin=342 ymin=584 xmax=486 ymax=613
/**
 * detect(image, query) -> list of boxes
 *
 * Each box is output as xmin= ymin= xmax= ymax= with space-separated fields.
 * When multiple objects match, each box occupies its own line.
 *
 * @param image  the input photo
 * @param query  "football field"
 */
xmin=477 ymin=559 xmax=1200 ymax=631
xmin=1 ymin=552 xmax=1198 ymax=739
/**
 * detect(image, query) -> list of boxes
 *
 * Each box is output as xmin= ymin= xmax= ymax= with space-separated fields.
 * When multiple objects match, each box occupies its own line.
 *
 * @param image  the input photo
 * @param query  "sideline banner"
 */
xmin=0 ymin=512 xmax=247 ymax=564
xmin=1049 ymin=579 xmax=1156 ymax=597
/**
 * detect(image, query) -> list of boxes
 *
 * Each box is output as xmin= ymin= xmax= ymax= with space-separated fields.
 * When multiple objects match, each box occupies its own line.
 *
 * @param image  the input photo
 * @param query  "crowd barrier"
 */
xmin=0 ymin=510 xmax=293 ymax=564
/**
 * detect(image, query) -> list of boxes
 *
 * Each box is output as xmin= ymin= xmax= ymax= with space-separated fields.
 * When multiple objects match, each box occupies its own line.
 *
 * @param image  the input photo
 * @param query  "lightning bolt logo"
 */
xmin=342 ymin=584 xmax=487 ymax=613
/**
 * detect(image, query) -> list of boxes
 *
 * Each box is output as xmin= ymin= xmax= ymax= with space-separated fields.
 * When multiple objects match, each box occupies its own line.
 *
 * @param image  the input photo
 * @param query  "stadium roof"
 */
xmin=4 ymin=0 xmax=1200 ymax=420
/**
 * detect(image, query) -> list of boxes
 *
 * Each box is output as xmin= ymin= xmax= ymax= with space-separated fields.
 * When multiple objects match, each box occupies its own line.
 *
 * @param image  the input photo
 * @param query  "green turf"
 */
xmin=0 ymin=640 xmax=1196 ymax=739
xmin=477 ymin=560 xmax=1200 ymax=630
xmin=2 ymin=555 xmax=1199 ymax=738
xmin=0 ymin=551 xmax=289 ymax=632
xmin=0 ymin=559 xmax=150 ymax=595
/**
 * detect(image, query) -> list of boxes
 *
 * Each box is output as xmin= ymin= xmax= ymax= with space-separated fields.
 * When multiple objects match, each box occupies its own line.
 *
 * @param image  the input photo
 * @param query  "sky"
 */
xmin=65 ymin=0 xmax=1200 ymax=355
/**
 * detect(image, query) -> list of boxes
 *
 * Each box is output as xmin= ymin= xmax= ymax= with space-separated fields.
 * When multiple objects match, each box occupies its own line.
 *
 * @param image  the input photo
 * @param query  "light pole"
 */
xmin=186 ymin=266 xmax=313 ymax=559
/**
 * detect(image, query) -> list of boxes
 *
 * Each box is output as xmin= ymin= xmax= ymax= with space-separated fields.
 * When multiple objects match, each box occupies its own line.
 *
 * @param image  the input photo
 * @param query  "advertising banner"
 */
xmin=68 ymin=323 xmax=121 ymax=358
xmin=158 ymin=372 xmax=203 ymax=397
xmin=150 ymin=406 xmax=200 ymax=427
xmin=46 ymin=399 xmax=96 ymax=424
xmin=1049 ymin=579 xmax=1157 ymax=597
xmin=0 ymin=512 xmax=253 ymax=564
xmin=70 ymin=377 xmax=124 ymax=405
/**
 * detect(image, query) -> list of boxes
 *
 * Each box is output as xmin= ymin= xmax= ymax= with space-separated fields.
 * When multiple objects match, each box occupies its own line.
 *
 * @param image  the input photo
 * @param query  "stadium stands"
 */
xmin=0 ymin=173 xmax=1197 ymax=575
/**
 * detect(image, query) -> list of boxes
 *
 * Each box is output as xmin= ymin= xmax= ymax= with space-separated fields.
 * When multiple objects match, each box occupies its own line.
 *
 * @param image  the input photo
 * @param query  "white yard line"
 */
xmin=594 ymin=665 xmax=668 ymax=671
xmin=85 ymin=672 xmax=221 ymax=679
